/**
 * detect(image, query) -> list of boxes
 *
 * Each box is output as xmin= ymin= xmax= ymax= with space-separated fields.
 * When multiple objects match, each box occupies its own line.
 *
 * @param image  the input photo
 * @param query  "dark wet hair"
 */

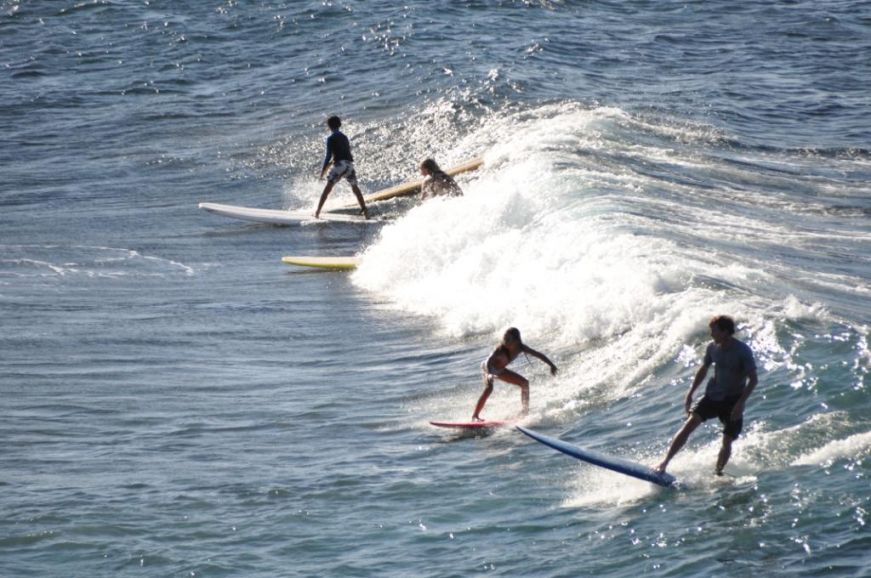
xmin=503 ymin=327 xmax=522 ymax=343
xmin=420 ymin=158 xmax=441 ymax=173
xmin=709 ymin=315 xmax=736 ymax=335
xmin=327 ymin=116 xmax=341 ymax=130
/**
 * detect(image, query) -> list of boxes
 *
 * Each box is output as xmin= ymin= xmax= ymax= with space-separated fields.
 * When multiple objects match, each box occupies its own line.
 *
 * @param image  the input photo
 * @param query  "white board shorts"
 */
xmin=327 ymin=160 xmax=358 ymax=186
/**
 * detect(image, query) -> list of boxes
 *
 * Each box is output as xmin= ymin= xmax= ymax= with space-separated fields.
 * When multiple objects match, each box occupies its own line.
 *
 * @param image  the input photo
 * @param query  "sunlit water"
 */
xmin=1 ymin=1 xmax=868 ymax=576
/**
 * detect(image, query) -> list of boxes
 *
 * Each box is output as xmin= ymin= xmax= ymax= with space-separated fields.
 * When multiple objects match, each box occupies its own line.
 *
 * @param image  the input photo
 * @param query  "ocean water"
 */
xmin=1 ymin=1 xmax=869 ymax=576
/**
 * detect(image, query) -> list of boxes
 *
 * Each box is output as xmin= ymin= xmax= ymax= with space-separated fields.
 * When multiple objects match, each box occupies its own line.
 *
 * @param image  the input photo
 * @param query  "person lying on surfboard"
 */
xmin=419 ymin=158 xmax=463 ymax=200
xmin=315 ymin=115 xmax=369 ymax=219
xmin=472 ymin=327 xmax=557 ymax=421
xmin=655 ymin=315 xmax=758 ymax=476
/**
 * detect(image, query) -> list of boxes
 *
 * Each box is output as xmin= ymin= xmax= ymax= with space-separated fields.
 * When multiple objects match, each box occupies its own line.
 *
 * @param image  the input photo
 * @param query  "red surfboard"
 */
xmin=429 ymin=420 xmax=513 ymax=429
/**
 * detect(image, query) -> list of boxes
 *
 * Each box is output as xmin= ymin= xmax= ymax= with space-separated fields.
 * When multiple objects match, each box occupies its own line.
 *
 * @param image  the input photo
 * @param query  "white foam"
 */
xmin=352 ymin=102 xmax=860 ymax=422
xmin=562 ymin=466 xmax=662 ymax=508
xmin=792 ymin=431 xmax=871 ymax=466
xmin=354 ymin=106 xmax=758 ymax=409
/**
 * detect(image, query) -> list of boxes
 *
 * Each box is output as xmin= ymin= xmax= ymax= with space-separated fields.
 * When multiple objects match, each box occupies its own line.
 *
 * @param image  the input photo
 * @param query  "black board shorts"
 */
xmin=692 ymin=394 xmax=743 ymax=439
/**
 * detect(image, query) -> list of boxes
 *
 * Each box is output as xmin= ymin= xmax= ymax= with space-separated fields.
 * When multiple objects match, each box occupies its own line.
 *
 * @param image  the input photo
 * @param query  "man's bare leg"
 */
xmin=716 ymin=434 xmax=734 ymax=475
xmin=656 ymin=414 xmax=702 ymax=473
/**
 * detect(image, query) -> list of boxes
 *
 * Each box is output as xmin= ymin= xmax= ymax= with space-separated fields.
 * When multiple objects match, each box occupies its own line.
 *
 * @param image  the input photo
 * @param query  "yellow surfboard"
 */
xmin=281 ymin=255 xmax=359 ymax=270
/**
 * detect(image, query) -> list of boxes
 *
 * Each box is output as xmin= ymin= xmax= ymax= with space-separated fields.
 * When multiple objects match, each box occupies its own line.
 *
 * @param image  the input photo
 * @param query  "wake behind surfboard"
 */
xmin=516 ymin=425 xmax=676 ymax=487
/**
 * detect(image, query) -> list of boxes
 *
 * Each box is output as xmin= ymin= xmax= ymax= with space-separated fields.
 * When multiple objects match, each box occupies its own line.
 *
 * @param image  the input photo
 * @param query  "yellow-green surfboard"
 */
xmin=281 ymin=256 xmax=360 ymax=270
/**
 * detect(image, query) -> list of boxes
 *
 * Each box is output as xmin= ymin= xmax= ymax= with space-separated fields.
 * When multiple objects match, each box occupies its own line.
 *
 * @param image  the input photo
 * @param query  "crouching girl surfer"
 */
xmin=472 ymin=327 xmax=557 ymax=421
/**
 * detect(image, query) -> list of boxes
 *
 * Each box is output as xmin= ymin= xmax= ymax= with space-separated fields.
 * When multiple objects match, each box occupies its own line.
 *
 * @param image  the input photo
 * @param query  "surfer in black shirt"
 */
xmin=315 ymin=116 xmax=369 ymax=219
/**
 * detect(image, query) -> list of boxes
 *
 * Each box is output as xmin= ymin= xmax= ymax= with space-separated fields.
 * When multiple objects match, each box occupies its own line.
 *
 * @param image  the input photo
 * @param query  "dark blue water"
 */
xmin=2 ymin=2 xmax=869 ymax=576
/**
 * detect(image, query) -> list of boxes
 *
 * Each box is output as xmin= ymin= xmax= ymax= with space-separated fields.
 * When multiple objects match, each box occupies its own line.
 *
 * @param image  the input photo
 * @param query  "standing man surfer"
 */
xmin=656 ymin=315 xmax=758 ymax=475
xmin=315 ymin=116 xmax=369 ymax=219
xmin=473 ymin=327 xmax=558 ymax=421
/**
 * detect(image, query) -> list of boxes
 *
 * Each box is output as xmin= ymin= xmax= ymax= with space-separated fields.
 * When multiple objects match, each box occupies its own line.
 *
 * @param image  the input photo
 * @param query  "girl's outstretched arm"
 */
xmin=522 ymin=345 xmax=557 ymax=375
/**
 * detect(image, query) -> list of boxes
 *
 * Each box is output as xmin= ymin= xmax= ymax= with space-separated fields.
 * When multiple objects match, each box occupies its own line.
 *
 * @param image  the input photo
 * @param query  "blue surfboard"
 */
xmin=516 ymin=425 xmax=676 ymax=487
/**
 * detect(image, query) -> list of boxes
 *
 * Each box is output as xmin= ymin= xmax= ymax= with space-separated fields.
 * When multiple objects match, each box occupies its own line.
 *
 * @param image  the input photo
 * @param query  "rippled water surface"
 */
xmin=1 ymin=1 xmax=869 ymax=576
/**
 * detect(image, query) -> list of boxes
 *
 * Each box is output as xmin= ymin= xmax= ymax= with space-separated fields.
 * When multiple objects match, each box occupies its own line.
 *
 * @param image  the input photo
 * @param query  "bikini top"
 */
xmin=493 ymin=343 xmax=521 ymax=364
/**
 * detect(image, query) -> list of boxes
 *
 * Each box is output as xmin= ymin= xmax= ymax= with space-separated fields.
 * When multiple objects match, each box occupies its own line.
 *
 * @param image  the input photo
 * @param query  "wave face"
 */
xmin=356 ymin=102 xmax=868 ymax=404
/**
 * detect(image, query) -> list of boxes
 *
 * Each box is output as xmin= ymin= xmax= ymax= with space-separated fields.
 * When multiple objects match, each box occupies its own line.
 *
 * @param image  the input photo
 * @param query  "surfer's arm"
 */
xmin=730 ymin=369 xmax=758 ymax=421
xmin=523 ymin=345 xmax=558 ymax=375
xmin=685 ymin=363 xmax=708 ymax=413
xmin=320 ymin=139 xmax=333 ymax=177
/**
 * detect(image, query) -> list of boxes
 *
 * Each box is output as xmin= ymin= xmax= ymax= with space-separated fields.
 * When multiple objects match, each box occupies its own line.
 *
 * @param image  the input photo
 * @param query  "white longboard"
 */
xmin=200 ymin=156 xmax=482 ymax=223
xmin=198 ymin=202 xmax=369 ymax=225
xmin=281 ymin=255 xmax=359 ymax=270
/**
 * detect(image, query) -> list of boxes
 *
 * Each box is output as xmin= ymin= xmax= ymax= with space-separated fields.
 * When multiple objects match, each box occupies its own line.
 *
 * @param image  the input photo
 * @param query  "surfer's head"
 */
xmin=327 ymin=116 xmax=341 ymax=130
xmin=708 ymin=315 xmax=736 ymax=343
xmin=420 ymin=158 xmax=441 ymax=176
xmin=503 ymin=327 xmax=522 ymax=346
xmin=709 ymin=315 xmax=736 ymax=335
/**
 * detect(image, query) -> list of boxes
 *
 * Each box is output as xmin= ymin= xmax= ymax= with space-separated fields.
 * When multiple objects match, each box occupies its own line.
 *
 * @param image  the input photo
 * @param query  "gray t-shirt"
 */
xmin=703 ymin=339 xmax=757 ymax=401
